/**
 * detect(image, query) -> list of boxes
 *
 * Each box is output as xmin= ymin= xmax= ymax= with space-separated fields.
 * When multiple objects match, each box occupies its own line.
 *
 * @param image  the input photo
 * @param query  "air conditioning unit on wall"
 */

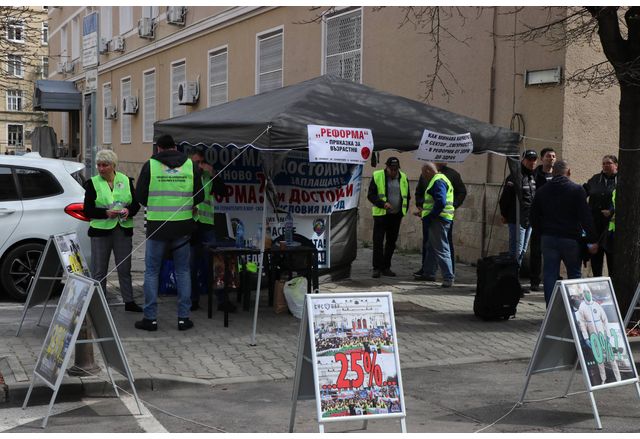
xmin=138 ymin=17 xmax=155 ymax=39
xmin=110 ymin=36 xmax=125 ymax=52
xmin=178 ymin=81 xmax=199 ymax=105
xmin=56 ymin=62 xmax=65 ymax=74
xmin=167 ymin=6 xmax=186 ymax=25
xmin=104 ymin=105 xmax=117 ymax=120
xmin=99 ymin=37 xmax=110 ymax=54
xmin=122 ymin=96 xmax=138 ymax=114
xmin=63 ymin=61 xmax=75 ymax=73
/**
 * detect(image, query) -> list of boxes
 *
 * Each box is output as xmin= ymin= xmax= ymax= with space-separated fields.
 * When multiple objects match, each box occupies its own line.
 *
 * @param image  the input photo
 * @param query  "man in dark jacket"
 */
xmin=499 ymin=150 xmax=537 ymax=267
xmin=529 ymin=147 xmax=556 ymax=291
xmin=583 ymin=154 xmax=618 ymax=276
xmin=530 ymin=159 xmax=598 ymax=305
xmin=414 ymin=162 xmax=466 ymax=278
xmin=367 ymin=157 xmax=410 ymax=278
xmin=135 ymin=134 xmax=204 ymax=331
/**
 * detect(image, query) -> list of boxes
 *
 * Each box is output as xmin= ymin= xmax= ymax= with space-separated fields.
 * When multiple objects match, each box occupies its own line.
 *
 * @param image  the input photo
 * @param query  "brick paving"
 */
xmin=0 ymin=222 xmax=548 ymax=388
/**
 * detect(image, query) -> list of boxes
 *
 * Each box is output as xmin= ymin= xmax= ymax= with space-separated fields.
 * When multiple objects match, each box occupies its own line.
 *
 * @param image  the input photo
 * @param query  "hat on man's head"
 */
xmin=522 ymin=149 xmax=538 ymax=160
xmin=386 ymin=157 xmax=400 ymax=167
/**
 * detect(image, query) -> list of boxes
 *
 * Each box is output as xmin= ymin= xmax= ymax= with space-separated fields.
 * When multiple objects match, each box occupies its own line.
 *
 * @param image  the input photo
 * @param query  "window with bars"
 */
xmin=325 ymin=8 xmax=362 ymax=82
xmin=103 ymin=83 xmax=112 ymax=144
xmin=208 ymin=48 xmax=228 ymax=107
xmin=143 ymin=70 xmax=156 ymax=143
xmin=171 ymin=60 xmax=186 ymax=117
xmin=8 ymin=125 xmax=24 ymax=147
xmin=257 ymin=29 xmax=283 ymax=93
xmin=8 ymin=55 xmax=23 ymax=77
xmin=121 ymin=78 xmax=132 ymax=144
xmin=6 ymin=20 xmax=24 ymax=42
xmin=7 ymin=90 xmax=23 ymax=111
xmin=42 ymin=22 xmax=48 ymax=45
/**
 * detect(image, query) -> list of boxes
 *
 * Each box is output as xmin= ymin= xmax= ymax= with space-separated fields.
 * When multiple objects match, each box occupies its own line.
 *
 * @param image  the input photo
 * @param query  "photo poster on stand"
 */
xmin=303 ymin=292 xmax=407 ymax=430
xmin=54 ymin=231 xmax=91 ymax=277
xmin=562 ymin=278 xmax=638 ymax=390
xmin=32 ymin=274 xmax=95 ymax=389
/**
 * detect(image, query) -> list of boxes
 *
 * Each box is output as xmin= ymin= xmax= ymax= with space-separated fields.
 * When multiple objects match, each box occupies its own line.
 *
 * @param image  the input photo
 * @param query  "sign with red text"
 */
xmin=308 ymin=125 xmax=374 ymax=165
xmin=415 ymin=129 xmax=473 ymax=163
xmin=307 ymin=292 xmax=406 ymax=422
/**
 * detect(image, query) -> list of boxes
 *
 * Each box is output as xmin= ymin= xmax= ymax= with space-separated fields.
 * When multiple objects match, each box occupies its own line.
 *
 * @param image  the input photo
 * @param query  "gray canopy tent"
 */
xmin=154 ymin=75 xmax=521 ymax=342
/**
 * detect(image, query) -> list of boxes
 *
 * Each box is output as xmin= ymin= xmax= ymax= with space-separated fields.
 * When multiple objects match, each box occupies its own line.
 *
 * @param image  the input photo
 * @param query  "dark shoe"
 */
xmin=125 ymin=301 xmax=143 ymax=312
xmin=413 ymin=269 xmax=424 ymax=277
xmin=372 ymin=270 xmax=381 ymax=278
xmin=178 ymin=317 xmax=194 ymax=331
xmin=381 ymin=269 xmax=396 ymax=277
xmin=135 ymin=318 xmax=157 ymax=331
xmin=441 ymin=280 xmax=454 ymax=288
xmin=530 ymin=284 xmax=541 ymax=292
xmin=191 ymin=301 xmax=200 ymax=311
xmin=415 ymin=275 xmax=436 ymax=281
xmin=217 ymin=302 xmax=237 ymax=313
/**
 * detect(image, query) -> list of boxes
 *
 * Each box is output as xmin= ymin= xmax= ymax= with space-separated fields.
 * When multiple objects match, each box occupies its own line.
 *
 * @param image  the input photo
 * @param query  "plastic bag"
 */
xmin=283 ymin=276 xmax=307 ymax=319
xmin=159 ymin=259 xmax=177 ymax=296
xmin=274 ymin=279 xmax=288 ymax=314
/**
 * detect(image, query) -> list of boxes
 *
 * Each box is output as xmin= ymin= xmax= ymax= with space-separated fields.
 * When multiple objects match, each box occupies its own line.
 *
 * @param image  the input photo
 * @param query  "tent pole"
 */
xmin=250 ymin=194 xmax=268 ymax=346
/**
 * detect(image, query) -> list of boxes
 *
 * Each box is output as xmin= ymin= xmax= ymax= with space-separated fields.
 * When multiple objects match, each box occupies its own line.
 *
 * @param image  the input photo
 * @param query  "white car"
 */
xmin=0 ymin=153 xmax=91 ymax=301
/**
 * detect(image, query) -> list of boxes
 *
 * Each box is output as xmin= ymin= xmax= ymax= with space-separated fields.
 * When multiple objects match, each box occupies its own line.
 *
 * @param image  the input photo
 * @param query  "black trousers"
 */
xmin=372 ymin=212 xmax=403 ymax=270
xmin=529 ymin=228 xmax=542 ymax=286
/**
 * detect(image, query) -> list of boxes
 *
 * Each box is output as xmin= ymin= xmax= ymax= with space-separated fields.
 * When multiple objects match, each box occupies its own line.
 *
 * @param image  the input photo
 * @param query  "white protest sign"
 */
xmin=308 ymin=125 xmax=374 ymax=165
xmin=415 ymin=129 xmax=473 ymax=163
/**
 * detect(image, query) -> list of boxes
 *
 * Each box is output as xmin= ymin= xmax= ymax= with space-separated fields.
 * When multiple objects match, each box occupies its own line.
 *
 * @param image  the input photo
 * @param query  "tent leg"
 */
xmin=250 ymin=196 xmax=268 ymax=346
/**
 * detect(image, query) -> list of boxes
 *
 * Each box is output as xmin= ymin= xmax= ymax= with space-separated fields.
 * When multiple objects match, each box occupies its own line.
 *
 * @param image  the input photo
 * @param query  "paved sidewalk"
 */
xmin=0 ymin=236 xmax=547 ymax=397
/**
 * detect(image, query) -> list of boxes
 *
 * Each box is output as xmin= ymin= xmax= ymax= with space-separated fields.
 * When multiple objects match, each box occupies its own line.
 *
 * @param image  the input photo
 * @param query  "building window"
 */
xmin=71 ymin=17 xmax=79 ymax=60
xmin=103 ymin=83 xmax=112 ymax=144
xmin=171 ymin=60 xmax=186 ymax=117
xmin=7 ymin=90 xmax=23 ymax=111
xmin=6 ymin=20 xmax=24 ymax=43
xmin=143 ymin=69 xmax=156 ymax=143
xmin=7 ymin=125 xmax=24 ymax=148
xmin=42 ymin=22 xmax=48 ymax=45
xmin=42 ymin=56 xmax=48 ymax=78
xmin=208 ymin=48 xmax=228 ymax=107
xmin=100 ymin=6 xmax=112 ymax=41
xmin=121 ymin=78 xmax=132 ymax=144
xmin=142 ymin=6 xmax=159 ymax=18
xmin=7 ymin=55 xmax=23 ymax=77
xmin=119 ymin=6 xmax=133 ymax=34
xmin=325 ymin=8 xmax=362 ymax=82
xmin=61 ymin=25 xmax=68 ymax=60
xmin=257 ymin=29 xmax=283 ymax=93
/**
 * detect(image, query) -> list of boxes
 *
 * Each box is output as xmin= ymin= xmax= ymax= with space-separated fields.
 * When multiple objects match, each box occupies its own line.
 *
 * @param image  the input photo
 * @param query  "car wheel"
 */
xmin=0 ymin=242 xmax=45 ymax=302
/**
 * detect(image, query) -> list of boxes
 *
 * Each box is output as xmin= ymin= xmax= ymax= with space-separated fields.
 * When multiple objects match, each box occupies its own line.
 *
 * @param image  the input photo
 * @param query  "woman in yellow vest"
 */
xmin=83 ymin=149 xmax=142 ymax=312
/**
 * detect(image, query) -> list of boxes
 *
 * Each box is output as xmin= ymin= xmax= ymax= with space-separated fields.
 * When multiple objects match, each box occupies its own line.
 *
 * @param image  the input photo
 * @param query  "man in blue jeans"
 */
xmin=135 ymin=134 xmax=204 ymax=331
xmin=530 ymin=159 xmax=598 ymax=305
xmin=417 ymin=162 xmax=455 ymax=288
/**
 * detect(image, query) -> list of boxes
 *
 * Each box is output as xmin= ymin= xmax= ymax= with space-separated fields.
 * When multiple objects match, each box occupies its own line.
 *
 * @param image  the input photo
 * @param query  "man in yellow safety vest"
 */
xmin=416 ymin=162 xmax=455 ymax=288
xmin=135 ymin=134 xmax=204 ymax=331
xmin=367 ymin=157 xmax=410 ymax=278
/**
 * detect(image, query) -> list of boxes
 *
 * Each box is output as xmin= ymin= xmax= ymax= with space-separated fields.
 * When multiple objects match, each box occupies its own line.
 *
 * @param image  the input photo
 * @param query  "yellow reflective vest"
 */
xmin=421 ymin=174 xmax=454 ymax=221
xmin=371 ymin=169 xmax=409 ymax=216
xmin=90 ymin=172 xmax=134 ymax=229
xmin=147 ymin=159 xmax=194 ymax=221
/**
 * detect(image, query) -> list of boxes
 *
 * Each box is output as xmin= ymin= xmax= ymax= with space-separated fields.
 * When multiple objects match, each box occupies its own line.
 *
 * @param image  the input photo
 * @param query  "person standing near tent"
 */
xmin=135 ymin=134 xmax=204 ymax=331
xmin=367 ymin=157 xmax=410 ymax=278
xmin=416 ymin=162 xmax=455 ymax=288
xmin=189 ymin=147 xmax=226 ymax=312
xmin=414 ymin=162 xmax=466 ymax=279
xmin=83 ymin=149 xmax=142 ymax=312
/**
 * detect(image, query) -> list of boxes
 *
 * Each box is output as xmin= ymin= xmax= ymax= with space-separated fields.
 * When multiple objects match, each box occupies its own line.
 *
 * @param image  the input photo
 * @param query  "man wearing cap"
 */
xmin=367 ymin=157 xmax=410 ymax=278
xmin=499 ymin=150 xmax=538 ymax=269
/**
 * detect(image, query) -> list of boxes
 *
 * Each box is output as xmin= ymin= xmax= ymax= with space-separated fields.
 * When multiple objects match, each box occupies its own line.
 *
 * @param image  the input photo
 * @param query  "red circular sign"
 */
xmin=361 ymin=146 xmax=371 ymax=160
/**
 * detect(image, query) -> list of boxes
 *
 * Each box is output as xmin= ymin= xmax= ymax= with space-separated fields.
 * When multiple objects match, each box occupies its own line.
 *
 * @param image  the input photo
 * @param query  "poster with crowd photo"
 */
xmin=307 ymin=292 xmax=406 ymax=422
xmin=54 ymin=232 xmax=91 ymax=277
xmin=564 ymin=279 xmax=638 ymax=389
xmin=34 ymin=275 xmax=94 ymax=387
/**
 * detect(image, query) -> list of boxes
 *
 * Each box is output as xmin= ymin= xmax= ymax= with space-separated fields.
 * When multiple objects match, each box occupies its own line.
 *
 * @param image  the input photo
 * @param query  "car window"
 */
xmin=15 ymin=167 xmax=63 ymax=199
xmin=70 ymin=169 xmax=87 ymax=187
xmin=0 ymin=166 xmax=19 ymax=201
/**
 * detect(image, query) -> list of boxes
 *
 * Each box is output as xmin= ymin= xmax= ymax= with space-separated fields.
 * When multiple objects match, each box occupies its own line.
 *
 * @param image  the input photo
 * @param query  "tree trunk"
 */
xmin=612 ymin=84 xmax=640 ymax=317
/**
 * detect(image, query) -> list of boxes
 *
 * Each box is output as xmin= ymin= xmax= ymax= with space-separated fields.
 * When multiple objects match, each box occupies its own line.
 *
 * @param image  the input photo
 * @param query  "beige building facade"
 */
xmin=1 ymin=6 xmax=49 ymax=153
xmin=47 ymin=6 xmax=619 ymax=264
